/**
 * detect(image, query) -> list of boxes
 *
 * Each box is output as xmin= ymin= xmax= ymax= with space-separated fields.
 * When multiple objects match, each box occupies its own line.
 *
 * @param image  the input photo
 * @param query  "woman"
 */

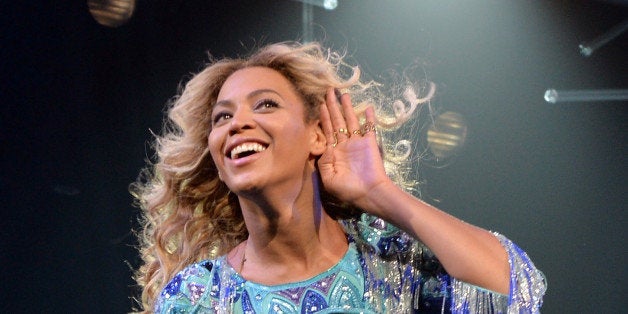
xmin=132 ymin=42 xmax=546 ymax=313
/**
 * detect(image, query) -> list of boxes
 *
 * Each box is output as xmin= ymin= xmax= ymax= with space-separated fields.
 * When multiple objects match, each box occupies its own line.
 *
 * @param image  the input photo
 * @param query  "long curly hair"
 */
xmin=131 ymin=41 xmax=434 ymax=312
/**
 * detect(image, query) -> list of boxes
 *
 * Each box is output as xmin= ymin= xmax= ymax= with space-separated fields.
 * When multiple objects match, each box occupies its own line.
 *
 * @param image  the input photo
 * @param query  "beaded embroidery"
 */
xmin=155 ymin=214 xmax=546 ymax=313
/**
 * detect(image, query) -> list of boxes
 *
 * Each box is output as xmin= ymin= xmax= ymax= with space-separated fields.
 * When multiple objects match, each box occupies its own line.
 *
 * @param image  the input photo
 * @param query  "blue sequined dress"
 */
xmin=155 ymin=215 xmax=546 ymax=313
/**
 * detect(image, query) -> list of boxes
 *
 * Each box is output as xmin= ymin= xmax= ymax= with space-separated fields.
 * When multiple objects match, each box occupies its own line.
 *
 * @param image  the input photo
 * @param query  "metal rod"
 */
xmin=292 ymin=0 xmax=338 ymax=10
xmin=302 ymin=3 xmax=313 ymax=43
xmin=544 ymin=89 xmax=628 ymax=103
xmin=579 ymin=18 xmax=628 ymax=57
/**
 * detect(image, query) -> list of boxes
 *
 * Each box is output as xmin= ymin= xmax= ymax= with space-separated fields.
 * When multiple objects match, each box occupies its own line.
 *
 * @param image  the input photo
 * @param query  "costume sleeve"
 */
xmin=154 ymin=261 xmax=215 ymax=314
xmin=342 ymin=214 xmax=546 ymax=313
xmin=450 ymin=233 xmax=547 ymax=313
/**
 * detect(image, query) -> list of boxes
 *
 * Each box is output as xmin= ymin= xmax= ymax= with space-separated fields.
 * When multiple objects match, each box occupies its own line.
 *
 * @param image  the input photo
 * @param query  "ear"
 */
xmin=309 ymin=120 xmax=327 ymax=156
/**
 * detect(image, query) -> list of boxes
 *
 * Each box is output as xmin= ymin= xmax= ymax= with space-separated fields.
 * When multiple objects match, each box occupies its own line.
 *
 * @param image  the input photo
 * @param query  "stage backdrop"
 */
xmin=2 ymin=1 xmax=626 ymax=312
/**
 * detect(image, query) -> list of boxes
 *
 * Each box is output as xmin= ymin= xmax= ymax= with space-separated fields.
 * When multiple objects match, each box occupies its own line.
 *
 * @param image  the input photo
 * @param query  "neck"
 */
xmin=231 ymin=170 xmax=349 ymax=285
xmin=238 ymin=172 xmax=346 ymax=257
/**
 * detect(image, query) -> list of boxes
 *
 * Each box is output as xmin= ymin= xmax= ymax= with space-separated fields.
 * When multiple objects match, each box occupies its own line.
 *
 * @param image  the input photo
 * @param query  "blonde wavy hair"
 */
xmin=131 ymin=41 xmax=434 ymax=312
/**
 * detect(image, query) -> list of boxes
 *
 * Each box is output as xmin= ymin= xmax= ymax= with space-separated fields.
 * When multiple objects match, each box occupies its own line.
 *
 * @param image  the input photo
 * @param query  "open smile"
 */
xmin=227 ymin=142 xmax=268 ymax=160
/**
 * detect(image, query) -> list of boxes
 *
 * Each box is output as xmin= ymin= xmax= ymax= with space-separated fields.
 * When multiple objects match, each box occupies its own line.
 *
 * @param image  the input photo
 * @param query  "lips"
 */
xmin=227 ymin=141 xmax=268 ymax=159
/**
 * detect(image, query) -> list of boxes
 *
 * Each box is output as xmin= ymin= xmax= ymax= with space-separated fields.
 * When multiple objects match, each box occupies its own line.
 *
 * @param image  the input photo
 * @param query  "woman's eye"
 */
xmin=255 ymin=99 xmax=279 ymax=110
xmin=212 ymin=112 xmax=232 ymax=125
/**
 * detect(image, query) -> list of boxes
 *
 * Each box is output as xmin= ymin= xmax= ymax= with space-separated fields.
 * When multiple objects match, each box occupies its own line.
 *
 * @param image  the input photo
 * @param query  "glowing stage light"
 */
xmin=544 ymin=89 xmax=628 ymax=103
xmin=579 ymin=18 xmax=628 ymax=57
xmin=291 ymin=0 xmax=338 ymax=10
xmin=427 ymin=111 xmax=468 ymax=159
xmin=88 ymin=0 xmax=135 ymax=28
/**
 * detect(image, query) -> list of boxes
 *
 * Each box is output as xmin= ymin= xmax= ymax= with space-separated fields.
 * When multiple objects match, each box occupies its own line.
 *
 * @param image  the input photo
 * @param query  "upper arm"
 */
xmin=154 ymin=261 xmax=215 ymax=313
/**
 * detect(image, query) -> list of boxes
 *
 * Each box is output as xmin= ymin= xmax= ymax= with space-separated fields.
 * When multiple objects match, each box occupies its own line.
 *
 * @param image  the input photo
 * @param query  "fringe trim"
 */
xmin=342 ymin=216 xmax=547 ymax=313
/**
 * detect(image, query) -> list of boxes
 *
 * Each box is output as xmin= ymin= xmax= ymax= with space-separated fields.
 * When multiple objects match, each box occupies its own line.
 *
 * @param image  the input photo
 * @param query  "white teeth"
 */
xmin=230 ymin=142 xmax=267 ymax=159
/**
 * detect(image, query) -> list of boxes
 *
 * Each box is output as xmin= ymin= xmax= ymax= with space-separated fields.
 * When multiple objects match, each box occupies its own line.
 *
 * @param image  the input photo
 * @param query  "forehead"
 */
xmin=217 ymin=67 xmax=297 ymax=101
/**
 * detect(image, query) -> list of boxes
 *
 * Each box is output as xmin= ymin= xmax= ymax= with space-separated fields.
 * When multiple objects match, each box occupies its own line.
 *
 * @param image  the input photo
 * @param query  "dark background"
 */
xmin=2 ymin=0 xmax=626 ymax=313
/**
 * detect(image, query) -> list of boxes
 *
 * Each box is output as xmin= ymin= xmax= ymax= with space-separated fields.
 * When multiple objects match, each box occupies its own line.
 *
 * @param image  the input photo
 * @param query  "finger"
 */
xmin=338 ymin=92 xmax=361 ymax=137
xmin=362 ymin=106 xmax=377 ymax=137
xmin=326 ymin=88 xmax=349 ymax=142
xmin=319 ymin=102 xmax=336 ymax=147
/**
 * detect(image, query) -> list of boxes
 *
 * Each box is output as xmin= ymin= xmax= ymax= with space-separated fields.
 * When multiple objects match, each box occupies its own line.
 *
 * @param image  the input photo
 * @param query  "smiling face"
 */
xmin=208 ymin=67 xmax=326 ymax=195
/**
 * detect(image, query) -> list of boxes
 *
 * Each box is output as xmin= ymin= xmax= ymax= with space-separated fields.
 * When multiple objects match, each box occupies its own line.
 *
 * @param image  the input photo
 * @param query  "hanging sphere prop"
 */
xmin=427 ymin=111 xmax=468 ymax=159
xmin=88 ymin=0 xmax=135 ymax=28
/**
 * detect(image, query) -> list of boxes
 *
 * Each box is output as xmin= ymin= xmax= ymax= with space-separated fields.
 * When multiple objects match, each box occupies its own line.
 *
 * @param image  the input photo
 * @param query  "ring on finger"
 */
xmin=351 ymin=129 xmax=362 ymax=136
xmin=361 ymin=122 xmax=376 ymax=135
xmin=332 ymin=132 xmax=339 ymax=147
xmin=338 ymin=128 xmax=350 ymax=138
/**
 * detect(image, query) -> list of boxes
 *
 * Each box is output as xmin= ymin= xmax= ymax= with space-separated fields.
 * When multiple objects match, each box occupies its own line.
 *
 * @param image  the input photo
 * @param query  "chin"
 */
xmin=225 ymin=179 xmax=263 ymax=196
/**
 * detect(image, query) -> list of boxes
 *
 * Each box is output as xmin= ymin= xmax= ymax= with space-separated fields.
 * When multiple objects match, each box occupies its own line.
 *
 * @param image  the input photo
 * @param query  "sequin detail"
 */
xmin=302 ymin=290 xmax=327 ymax=313
xmin=154 ymin=214 xmax=546 ymax=313
xmin=162 ymin=274 xmax=182 ymax=299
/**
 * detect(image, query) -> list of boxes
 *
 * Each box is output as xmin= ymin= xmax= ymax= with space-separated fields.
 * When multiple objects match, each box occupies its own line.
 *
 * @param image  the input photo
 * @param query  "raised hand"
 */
xmin=317 ymin=88 xmax=392 ymax=210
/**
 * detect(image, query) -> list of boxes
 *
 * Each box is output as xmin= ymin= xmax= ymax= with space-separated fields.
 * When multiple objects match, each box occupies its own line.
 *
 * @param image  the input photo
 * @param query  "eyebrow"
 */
xmin=214 ymin=89 xmax=283 ymax=109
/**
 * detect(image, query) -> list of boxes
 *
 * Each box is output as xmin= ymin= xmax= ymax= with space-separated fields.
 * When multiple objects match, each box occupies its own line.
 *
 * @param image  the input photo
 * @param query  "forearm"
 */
xmin=357 ymin=180 xmax=510 ymax=294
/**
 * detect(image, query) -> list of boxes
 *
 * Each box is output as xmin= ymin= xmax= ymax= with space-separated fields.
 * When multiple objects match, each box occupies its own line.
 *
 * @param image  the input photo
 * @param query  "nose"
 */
xmin=228 ymin=106 xmax=255 ymax=136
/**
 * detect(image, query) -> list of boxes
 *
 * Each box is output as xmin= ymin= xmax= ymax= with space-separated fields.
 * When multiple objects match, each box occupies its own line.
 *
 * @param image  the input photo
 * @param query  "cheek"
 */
xmin=284 ymin=123 xmax=316 ymax=154
xmin=207 ymin=133 xmax=223 ymax=164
